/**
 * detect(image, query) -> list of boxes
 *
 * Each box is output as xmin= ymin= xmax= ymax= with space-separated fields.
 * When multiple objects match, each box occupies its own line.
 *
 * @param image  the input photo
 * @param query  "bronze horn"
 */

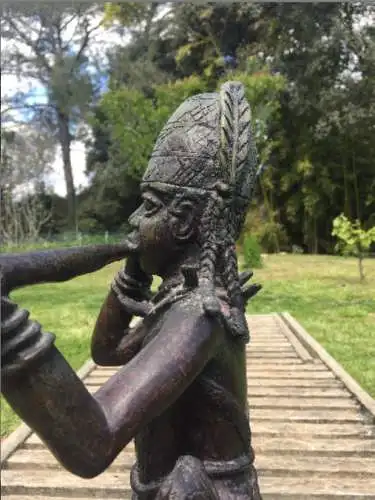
xmin=0 ymin=239 xmax=137 ymax=294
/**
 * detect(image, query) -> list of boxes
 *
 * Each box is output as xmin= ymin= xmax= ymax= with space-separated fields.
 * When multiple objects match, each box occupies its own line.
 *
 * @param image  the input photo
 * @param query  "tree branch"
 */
xmin=72 ymin=18 xmax=103 ymax=71
xmin=4 ymin=17 xmax=52 ymax=75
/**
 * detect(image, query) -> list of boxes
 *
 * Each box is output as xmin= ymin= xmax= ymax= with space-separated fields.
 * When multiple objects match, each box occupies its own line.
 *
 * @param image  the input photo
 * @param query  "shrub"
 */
xmin=243 ymin=235 xmax=263 ymax=269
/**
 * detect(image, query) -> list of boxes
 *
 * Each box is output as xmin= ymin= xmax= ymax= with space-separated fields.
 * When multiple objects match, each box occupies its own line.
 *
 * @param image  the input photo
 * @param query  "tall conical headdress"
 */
xmin=142 ymin=81 xmax=258 ymax=238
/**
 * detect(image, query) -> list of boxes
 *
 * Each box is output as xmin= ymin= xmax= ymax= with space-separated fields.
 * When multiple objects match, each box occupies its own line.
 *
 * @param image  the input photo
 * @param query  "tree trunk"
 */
xmin=313 ymin=217 xmax=318 ymax=254
xmin=358 ymin=253 xmax=365 ymax=282
xmin=352 ymin=150 xmax=361 ymax=222
xmin=57 ymin=111 xmax=76 ymax=231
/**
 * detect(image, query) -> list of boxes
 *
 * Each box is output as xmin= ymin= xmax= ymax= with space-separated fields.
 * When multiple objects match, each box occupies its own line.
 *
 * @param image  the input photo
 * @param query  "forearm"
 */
xmin=91 ymin=263 xmax=152 ymax=365
xmin=91 ymin=289 xmax=136 ymax=365
xmin=2 ymin=346 xmax=116 ymax=478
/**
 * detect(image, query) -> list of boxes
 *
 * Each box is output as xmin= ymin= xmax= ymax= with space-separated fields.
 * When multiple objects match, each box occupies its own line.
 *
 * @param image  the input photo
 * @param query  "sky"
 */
xmin=1 ymin=9 xmax=130 ymax=197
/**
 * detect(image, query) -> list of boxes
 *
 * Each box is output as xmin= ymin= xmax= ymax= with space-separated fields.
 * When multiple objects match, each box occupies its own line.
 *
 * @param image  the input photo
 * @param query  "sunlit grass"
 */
xmin=245 ymin=254 xmax=375 ymax=398
xmin=1 ymin=254 xmax=374 ymax=437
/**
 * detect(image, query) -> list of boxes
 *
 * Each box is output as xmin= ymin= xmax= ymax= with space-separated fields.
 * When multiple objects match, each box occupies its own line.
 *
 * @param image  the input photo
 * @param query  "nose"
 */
xmin=128 ymin=204 xmax=145 ymax=229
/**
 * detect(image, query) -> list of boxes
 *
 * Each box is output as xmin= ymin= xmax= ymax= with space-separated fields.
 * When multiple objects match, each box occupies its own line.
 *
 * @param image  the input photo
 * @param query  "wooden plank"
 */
xmin=247 ymin=364 xmax=328 ymax=371
xmin=250 ymin=338 xmax=289 ymax=342
xmin=248 ymin=387 xmax=350 ymax=398
xmin=247 ymin=379 xmax=344 ymax=388
xmin=247 ymin=371 xmax=336 ymax=379
xmin=248 ymin=352 xmax=298 ymax=357
xmin=247 ymin=341 xmax=292 ymax=346
xmin=4 ymin=449 xmax=135 ymax=471
xmin=255 ymin=454 xmax=375 ymax=475
xmin=1 ymin=470 xmax=132 ymax=496
xmin=258 ymin=474 xmax=375 ymax=497
xmin=24 ymin=434 xmax=135 ymax=451
xmin=248 ymin=347 xmax=296 ymax=352
xmin=248 ymin=361 xmax=304 ymax=367
xmin=248 ymin=396 xmax=358 ymax=410
xmin=90 ymin=372 xmax=335 ymax=385
xmin=252 ymin=436 xmax=375 ymax=455
xmin=251 ymin=422 xmax=375 ymax=438
xmin=249 ymin=408 xmax=364 ymax=422
xmin=248 ymin=360 xmax=325 ymax=366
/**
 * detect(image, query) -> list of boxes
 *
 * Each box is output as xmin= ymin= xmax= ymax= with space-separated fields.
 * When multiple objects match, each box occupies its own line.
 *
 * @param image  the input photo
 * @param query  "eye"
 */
xmin=142 ymin=194 xmax=162 ymax=215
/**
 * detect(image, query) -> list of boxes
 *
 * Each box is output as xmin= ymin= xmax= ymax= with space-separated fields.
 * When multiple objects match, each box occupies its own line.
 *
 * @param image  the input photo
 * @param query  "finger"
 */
xmin=238 ymin=270 xmax=254 ymax=287
xmin=242 ymin=284 xmax=262 ymax=302
xmin=1 ymin=307 xmax=29 ymax=339
xmin=113 ymin=286 xmax=151 ymax=317
xmin=2 ymin=332 xmax=55 ymax=382
xmin=2 ymin=320 xmax=41 ymax=358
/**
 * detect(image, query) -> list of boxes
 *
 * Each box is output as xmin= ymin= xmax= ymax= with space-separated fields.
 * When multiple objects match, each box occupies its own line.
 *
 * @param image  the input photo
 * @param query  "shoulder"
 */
xmin=164 ymin=286 xmax=228 ymax=332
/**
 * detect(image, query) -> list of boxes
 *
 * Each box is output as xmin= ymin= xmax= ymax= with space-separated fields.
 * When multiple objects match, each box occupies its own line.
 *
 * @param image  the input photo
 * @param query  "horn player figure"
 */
xmin=1 ymin=82 xmax=262 ymax=499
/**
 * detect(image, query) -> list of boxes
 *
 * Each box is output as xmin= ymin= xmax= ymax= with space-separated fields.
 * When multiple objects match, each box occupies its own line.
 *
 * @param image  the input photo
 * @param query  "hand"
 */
xmin=238 ymin=270 xmax=262 ymax=306
xmin=111 ymin=255 xmax=153 ymax=318
xmin=124 ymin=254 xmax=152 ymax=288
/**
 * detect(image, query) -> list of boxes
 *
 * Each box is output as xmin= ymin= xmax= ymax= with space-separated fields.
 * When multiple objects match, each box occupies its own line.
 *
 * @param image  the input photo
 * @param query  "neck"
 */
xmin=159 ymin=243 xmax=201 ymax=288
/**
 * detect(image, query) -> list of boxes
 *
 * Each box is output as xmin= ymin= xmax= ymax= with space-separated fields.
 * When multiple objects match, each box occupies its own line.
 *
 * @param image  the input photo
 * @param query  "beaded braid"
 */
xmin=198 ymin=197 xmax=249 ymax=341
xmin=199 ymin=191 xmax=223 ymax=315
xmin=221 ymin=211 xmax=250 ymax=341
xmin=197 ymin=82 xmax=256 ymax=341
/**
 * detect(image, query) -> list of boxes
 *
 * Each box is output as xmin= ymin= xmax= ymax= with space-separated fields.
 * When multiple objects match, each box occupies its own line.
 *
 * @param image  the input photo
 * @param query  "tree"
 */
xmin=83 ymin=2 xmax=375 ymax=252
xmin=332 ymin=214 xmax=375 ymax=282
xmin=0 ymin=126 xmax=55 ymax=245
xmin=253 ymin=2 xmax=375 ymax=253
xmin=103 ymin=2 xmax=172 ymax=93
xmin=167 ymin=3 xmax=262 ymax=87
xmin=1 ymin=2 xmax=105 ymax=230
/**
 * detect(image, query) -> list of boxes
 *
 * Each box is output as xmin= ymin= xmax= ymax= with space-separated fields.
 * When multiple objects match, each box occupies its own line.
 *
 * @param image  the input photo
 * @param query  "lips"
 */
xmin=123 ymin=231 xmax=141 ymax=253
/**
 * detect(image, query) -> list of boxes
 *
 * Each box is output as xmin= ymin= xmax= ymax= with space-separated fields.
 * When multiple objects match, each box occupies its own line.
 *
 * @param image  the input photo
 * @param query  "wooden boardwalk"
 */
xmin=2 ymin=313 xmax=375 ymax=499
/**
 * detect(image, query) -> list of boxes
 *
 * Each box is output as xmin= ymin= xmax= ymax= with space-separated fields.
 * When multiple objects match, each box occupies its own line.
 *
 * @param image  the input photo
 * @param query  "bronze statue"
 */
xmin=1 ymin=82 xmax=262 ymax=499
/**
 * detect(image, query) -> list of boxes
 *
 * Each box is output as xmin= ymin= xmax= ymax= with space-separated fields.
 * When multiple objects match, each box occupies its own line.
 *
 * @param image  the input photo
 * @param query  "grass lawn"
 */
xmin=1 ymin=254 xmax=374 ymax=438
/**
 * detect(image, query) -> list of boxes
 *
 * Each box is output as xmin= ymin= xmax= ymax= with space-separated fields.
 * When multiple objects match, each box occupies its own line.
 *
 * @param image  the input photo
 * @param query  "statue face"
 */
xmin=128 ymin=188 xmax=197 ymax=276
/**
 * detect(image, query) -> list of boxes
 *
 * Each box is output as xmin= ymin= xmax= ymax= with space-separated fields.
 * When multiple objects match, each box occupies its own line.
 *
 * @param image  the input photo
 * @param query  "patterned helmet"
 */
xmin=142 ymin=81 xmax=258 ymax=239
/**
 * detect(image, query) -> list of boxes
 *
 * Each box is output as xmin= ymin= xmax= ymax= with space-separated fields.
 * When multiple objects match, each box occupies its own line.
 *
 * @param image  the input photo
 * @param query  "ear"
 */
xmin=169 ymin=198 xmax=197 ymax=242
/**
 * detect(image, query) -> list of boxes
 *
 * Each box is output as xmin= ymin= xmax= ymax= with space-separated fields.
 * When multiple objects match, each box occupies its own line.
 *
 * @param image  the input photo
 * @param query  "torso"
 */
xmin=131 ymin=289 xmax=252 ymax=485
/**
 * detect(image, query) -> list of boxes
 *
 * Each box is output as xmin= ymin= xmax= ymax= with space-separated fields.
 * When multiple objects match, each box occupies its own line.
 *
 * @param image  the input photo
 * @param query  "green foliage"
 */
xmin=332 ymin=214 xmax=375 ymax=281
xmin=218 ymin=63 xmax=285 ymax=163
xmin=242 ymin=206 xmax=289 ymax=254
xmin=89 ymin=75 xmax=207 ymax=184
xmin=103 ymin=2 xmax=149 ymax=27
xmin=243 ymin=234 xmax=263 ymax=269
xmin=332 ymin=214 xmax=375 ymax=256
xmin=83 ymin=2 xmax=375 ymax=254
